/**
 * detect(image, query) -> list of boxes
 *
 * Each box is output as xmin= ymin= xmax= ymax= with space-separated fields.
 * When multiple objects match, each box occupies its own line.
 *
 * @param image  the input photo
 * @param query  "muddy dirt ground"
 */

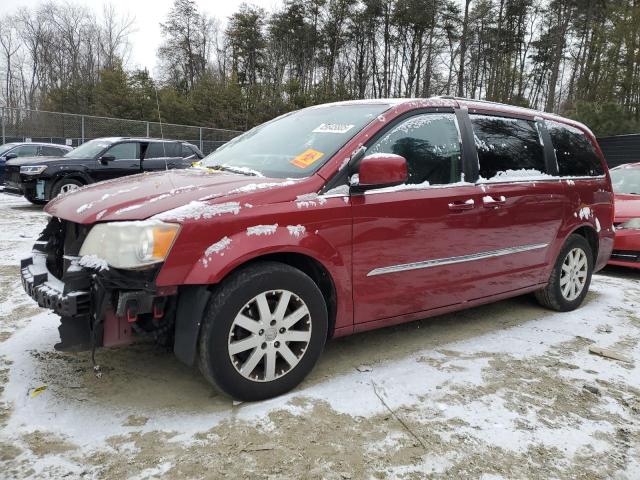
xmin=0 ymin=193 xmax=639 ymax=479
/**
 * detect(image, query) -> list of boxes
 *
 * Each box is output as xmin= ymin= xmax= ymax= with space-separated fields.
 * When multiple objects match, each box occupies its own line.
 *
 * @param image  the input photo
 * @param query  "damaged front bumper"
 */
xmin=21 ymin=244 xmax=91 ymax=317
xmin=20 ymin=217 xmax=176 ymax=350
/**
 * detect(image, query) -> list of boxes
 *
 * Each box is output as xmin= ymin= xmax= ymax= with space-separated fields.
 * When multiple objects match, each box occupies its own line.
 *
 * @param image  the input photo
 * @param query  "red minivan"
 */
xmin=21 ymin=97 xmax=614 ymax=400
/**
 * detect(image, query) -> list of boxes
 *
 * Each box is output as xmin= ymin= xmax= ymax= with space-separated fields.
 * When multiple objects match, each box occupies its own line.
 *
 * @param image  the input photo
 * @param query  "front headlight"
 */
xmin=20 ymin=165 xmax=47 ymax=175
xmin=79 ymin=220 xmax=180 ymax=269
xmin=620 ymin=218 xmax=640 ymax=230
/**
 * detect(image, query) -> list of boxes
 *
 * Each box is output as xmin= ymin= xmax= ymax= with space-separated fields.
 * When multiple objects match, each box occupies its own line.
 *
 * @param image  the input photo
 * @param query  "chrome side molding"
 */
xmin=367 ymin=243 xmax=548 ymax=277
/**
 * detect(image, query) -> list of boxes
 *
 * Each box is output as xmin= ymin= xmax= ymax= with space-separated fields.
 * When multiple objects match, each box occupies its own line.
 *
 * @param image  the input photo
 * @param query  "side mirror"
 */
xmin=352 ymin=153 xmax=408 ymax=191
xmin=99 ymin=155 xmax=116 ymax=164
xmin=5 ymin=153 xmax=17 ymax=161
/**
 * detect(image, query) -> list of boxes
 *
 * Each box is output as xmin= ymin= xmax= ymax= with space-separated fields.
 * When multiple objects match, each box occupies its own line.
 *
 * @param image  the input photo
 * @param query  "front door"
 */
xmin=93 ymin=142 xmax=141 ymax=181
xmin=352 ymin=112 xmax=484 ymax=324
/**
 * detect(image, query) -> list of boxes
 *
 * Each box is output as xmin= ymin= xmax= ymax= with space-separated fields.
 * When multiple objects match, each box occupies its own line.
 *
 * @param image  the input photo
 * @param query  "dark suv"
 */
xmin=4 ymin=137 xmax=203 ymax=204
xmin=0 ymin=142 xmax=73 ymax=185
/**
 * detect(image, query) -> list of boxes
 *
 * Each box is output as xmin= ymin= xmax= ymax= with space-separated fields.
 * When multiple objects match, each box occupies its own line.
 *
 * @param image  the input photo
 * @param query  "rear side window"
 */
xmin=547 ymin=120 xmax=604 ymax=176
xmin=40 ymin=146 xmax=64 ymax=156
xmin=367 ymin=113 xmax=462 ymax=185
xmin=471 ymin=115 xmax=545 ymax=180
xmin=146 ymin=142 xmax=177 ymax=158
xmin=181 ymin=144 xmax=197 ymax=158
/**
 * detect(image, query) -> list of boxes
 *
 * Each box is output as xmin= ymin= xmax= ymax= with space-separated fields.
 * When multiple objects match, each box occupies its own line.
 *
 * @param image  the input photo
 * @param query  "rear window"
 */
xmin=547 ymin=120 xmax=604 ymax=176
xmin=471 ymin=115 xmax=545 ymax=180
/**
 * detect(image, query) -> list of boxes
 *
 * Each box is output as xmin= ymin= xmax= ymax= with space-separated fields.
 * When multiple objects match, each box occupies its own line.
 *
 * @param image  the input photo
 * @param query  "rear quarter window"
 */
xmin=470 ymin=115 xmax=546 ymax=180
xmin=547 ymin=120 xmax=604 ymax=177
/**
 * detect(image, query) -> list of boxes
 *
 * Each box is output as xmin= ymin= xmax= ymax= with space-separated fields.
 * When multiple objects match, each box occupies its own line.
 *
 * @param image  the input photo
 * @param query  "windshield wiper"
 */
xmin=208 ymin=165 xmax=260 ymax=177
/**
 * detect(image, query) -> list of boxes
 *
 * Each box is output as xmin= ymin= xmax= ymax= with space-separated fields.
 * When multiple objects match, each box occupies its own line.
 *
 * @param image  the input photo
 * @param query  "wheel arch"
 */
xmin=569 ymin=224 xmax=599 ymax=262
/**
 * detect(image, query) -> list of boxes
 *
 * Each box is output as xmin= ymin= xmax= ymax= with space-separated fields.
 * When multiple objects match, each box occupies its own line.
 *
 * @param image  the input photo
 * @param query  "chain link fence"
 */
xmin=0 ymin=107 xmax=242 ymax=155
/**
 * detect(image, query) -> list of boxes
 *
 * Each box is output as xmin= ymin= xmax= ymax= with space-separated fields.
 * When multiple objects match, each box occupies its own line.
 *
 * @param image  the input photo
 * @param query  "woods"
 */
xmin=1 ymin=0 xmax=640 ymax=135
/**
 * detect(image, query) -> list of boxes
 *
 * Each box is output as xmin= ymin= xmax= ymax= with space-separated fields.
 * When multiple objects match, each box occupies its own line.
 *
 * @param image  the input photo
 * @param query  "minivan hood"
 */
xmin=45 ymin=169 xmax=300 ymax=224
xmin=614 ymin=193 xmax=640 ymax=222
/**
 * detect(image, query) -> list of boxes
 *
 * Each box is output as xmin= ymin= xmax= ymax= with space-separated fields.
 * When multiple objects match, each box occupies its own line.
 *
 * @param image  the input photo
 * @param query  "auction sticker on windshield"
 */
xmin=312 ymin=123 xmax=355 ymax=134
xmin=291 ymin=149 xmax=325 ymax=168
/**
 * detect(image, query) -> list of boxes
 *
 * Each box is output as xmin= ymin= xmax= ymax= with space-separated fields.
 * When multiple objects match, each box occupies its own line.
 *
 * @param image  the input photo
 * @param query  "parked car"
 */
xmin=20 ymin=98 xmax=614 ymax=401
xmin=4 ymin=137 xmax=203 ymax=204
xmin=608 ymin=162 xmax=640 ymax=268
xmin=0 ymin=142 xmax=72 ymax=185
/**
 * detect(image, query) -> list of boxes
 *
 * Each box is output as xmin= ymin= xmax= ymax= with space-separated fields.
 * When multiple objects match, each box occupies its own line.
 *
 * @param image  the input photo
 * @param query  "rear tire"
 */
xmin=198 ymin=261 xmax=328 ymax=401
xmin=535 ymin=234 xmax=594 ymax=312
xmin=52 ymin=178 xmax=84 ymax=197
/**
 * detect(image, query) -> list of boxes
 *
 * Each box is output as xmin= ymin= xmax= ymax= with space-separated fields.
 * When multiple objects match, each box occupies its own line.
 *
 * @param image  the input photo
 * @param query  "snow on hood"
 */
xmin=614 ymin=193 xmax=640 ymax=221
xmin=45 ymin=169 xmax=299 ymax=224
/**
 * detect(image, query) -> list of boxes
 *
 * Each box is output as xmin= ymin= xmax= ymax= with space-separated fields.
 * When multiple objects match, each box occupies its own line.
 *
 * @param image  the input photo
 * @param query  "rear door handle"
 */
xmin=482 ymin=195 xmax=507 ymax=208
xmin=448 ymin=199 xmax=475 ymax=211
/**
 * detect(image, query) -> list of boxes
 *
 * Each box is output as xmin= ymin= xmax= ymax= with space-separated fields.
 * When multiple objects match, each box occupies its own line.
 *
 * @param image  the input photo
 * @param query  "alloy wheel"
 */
xmin=228 ymin=290 xmax=312 ymax=382
xmin=560 ymin=247 xmax=588 ymax=301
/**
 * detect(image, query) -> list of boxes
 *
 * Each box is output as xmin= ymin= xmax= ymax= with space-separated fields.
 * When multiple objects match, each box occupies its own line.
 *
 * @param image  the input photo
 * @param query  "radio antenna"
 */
xmin=154 ymin=86 xmax=168 ymax=170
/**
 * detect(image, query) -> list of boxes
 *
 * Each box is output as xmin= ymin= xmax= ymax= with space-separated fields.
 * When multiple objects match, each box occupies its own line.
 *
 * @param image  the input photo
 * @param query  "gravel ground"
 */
xmin=0 ymin=192 xmax=639 ymax=479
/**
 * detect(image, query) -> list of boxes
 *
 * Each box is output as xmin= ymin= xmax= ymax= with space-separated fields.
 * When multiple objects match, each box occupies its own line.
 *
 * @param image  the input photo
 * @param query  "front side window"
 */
xmin=203 ymin=104 xmax=390 ymax=178
xmin=610 ymin=167 xmax=640 ymax=195
xmin=105 ymin=142 xmax=139 ymax=160
xmin=547 ymin=120 xmax=604 ymax=177
xmin=366 ymin=113 xmax=462 ymax=185
xmin=15 ymin=144 xmax=39 ymax=157
xmin=181 ymin=144 xmax=197 ymax=158
xmin=471 ymin=115 xmax=545 ymax=180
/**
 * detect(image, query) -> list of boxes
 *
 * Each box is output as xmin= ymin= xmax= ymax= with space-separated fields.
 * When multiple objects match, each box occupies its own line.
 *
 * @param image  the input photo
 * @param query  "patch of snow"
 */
xmin=95 ymin=209 xmax=107 ymax=220
xmin=202 ymin=237 xmax=232 ymax=266
xmin=221 ymin=165 xmax=264 ymax=177
xmin=229 ymin=180 xmax=296 ymax=194
xmin=477 ymin=169 xmax=554 ymax=183
xmin=349 ymin=174 xmax=360 ymax=186
xmin=76 ymin=202 xmax=94 ymax=214
xmin=77 ymin=254 xmax=109 ymax=271
xmin=114 ymin=204 xmax=143 ymax=215
xmin=338 ymin=157 xmax=350 ymax=171
xmin=595 ymin=217 xmax=601 ymax=232
xmin=364 ymin=179 xmax=473 ymax=195
xmin=244 ymin=203 xmax=253 ymax=208
xmin=323 ymin=185 xmax=350 ymax=197
xmin=246 ymin=224 xmax=278 ymax=236
xmin=295 ymin=193 xmax=327 ymax=209
xmin=578 ymin=206 xmax=593 ymax=220
xmin=154 ymin=201 xmax=241 ymax=221
xmin=286 ymin=225 xmax=305 ymax=238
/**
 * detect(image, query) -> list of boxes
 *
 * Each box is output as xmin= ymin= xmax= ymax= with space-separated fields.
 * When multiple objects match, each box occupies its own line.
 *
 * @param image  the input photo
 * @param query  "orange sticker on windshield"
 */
xmin=291 ymin=149 xmax=324 ymax=168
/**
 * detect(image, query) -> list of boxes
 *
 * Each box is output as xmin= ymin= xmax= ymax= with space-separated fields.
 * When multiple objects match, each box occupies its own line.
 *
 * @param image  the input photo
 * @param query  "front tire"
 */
xmin=535 ymin=234 xmax=594 ymax=312
xmin=198 ymin=261 xmax=328 ymax=401
xmin=52 ymin=178 xmax=84 ymax=197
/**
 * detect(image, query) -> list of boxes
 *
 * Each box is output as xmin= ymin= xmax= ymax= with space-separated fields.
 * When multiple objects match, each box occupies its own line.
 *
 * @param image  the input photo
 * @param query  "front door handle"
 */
xmin=448 ymin=199 xmax=475 ymax=211
xmin=482 ymin=195 xmax=507 ymax=208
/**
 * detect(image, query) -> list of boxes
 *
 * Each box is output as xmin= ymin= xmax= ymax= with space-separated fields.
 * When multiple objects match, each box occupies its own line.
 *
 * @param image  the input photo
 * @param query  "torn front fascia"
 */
xmin=21 ymin=216 xmax=165 ymax=350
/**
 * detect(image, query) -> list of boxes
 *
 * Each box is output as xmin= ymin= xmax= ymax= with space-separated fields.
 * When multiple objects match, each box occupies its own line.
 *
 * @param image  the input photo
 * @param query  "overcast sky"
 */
xmin=1 ymin=0 xmax=281 ymax=75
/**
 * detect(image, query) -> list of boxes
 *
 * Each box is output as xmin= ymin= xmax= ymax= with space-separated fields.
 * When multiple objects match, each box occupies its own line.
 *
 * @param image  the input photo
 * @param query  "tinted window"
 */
xmin=105 ymin=142 xmax=139 ymax=160
xmin=145 ymin=142 xmax=180 ymax=158
xmin=471 ymin=115 xmax=545 ymax=180
xmin=367 ymin=113 xmax=462 ymax=185
xmin=15 ymin=144 xmax=39 ymax=157
xmin=547 ymin=120 xmax=604 ymax=176
xmin=181 ymin=144 xmax=197 ymax=158
xmin=40 ymin=146 xmax=65 ymax=156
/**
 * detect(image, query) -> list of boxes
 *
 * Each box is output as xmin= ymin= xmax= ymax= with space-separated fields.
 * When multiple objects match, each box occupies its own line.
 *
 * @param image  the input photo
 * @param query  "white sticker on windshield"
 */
xmin=313 ymin=123 xmax=355 ymax=134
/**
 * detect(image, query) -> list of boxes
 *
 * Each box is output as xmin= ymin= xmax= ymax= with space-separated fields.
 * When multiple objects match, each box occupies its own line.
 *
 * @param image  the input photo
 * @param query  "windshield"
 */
xmin=611 ymin=167 xmax=640 ymax=195
xmin=64 ymin=139 xmax=111 ymax=159
xmin=0 ymin=143 xmax=17 ymax=156
xmin=202 ymin=104 xmax=390 ymax=178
